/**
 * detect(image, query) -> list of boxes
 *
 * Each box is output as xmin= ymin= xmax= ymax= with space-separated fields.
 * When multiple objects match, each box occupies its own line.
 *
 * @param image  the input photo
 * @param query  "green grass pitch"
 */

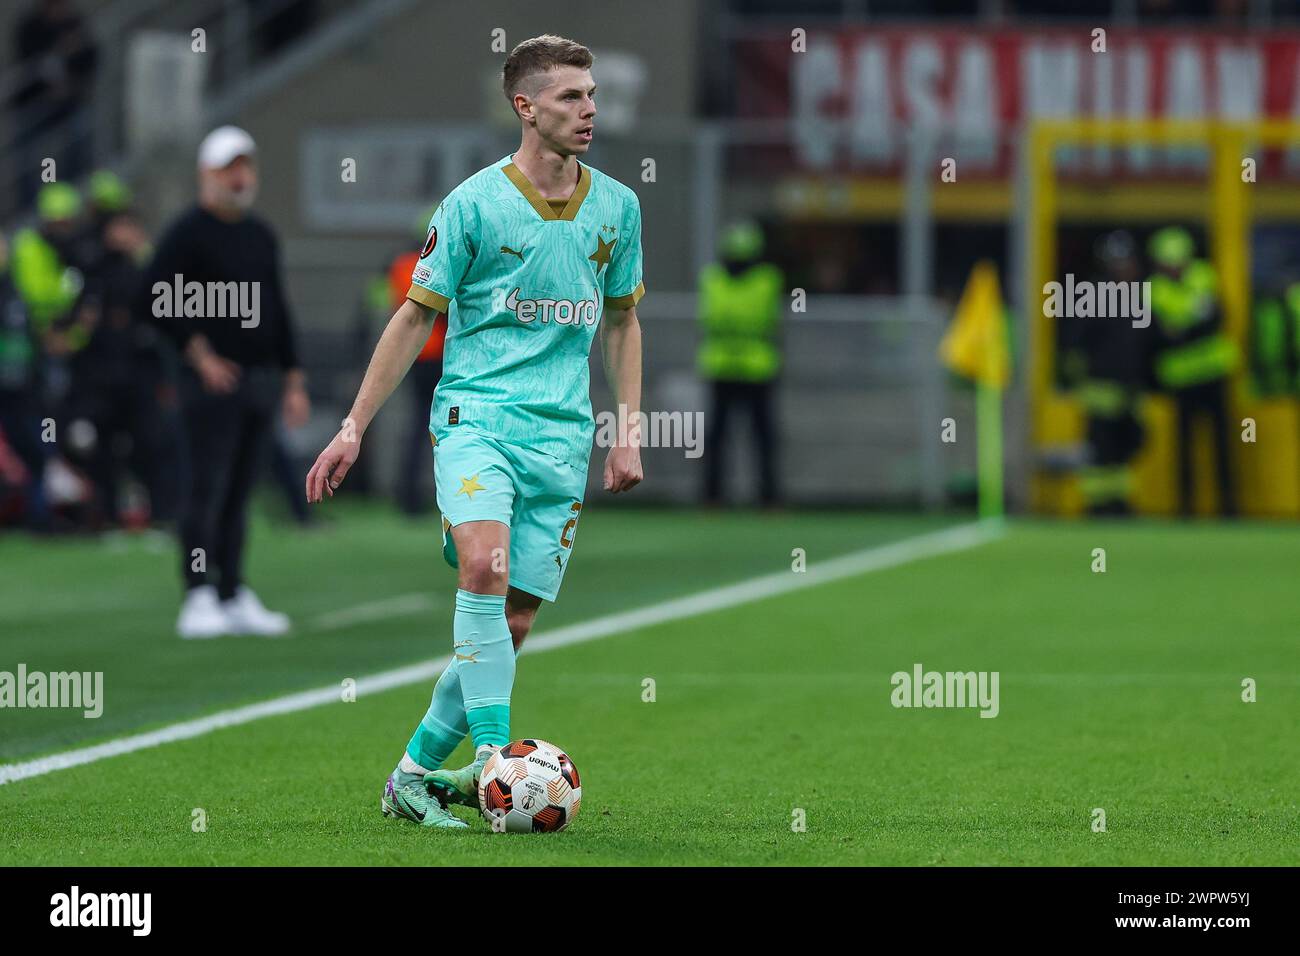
xmin=1 ymin=503 xmax=1296 ymax=865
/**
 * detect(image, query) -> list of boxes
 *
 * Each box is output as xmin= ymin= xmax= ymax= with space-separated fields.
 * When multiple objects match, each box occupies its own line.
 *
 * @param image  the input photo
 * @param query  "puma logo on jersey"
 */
xmin=500 ymin=244 xmax=526 ymax=262
xmin=504 ymin=287 xmax=600 ymax=327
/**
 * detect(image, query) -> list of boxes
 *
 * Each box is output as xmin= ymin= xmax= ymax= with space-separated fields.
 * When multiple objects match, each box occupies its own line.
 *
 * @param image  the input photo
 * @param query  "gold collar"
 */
xmin=502 ymin=159 xmax=590 ymax=221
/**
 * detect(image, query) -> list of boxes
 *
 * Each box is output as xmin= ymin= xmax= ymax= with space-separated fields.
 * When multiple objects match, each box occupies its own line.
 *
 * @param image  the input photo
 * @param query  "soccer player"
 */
xmin=305 ymin=35 xmax=645 ymax=829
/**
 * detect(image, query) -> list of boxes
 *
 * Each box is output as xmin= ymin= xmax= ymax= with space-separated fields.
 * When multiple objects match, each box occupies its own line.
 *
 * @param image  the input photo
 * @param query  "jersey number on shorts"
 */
xmin=560 ymin=501 xmax=583 ymax=549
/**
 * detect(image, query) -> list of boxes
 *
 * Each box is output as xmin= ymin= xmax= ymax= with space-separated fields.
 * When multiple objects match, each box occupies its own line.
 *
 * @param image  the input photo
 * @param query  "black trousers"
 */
xmin=1083 ymin=409 xmax=1144 ymax=517
xmin=179 ymin=367 xmax=280 ymax=597
xmin=67 ymin=377 xmax=167 ymax=526
xmin=0 ymin=387 xmax=51 ymax=529
xmin=1173 ymin=379 xmax=1236 ymax=517
xmin=703 ymin=379 xmax=779 ymax=506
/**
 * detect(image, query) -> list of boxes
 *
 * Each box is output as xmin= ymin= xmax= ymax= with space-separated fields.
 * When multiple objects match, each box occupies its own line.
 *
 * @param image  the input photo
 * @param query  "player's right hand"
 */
xmin=306 ymin=426 xmax=361 ymax=503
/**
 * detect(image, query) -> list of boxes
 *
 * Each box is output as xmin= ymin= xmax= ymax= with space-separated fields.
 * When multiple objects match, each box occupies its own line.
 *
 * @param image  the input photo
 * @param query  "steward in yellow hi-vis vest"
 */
xmin=1147 ymin=226 xmax=1238 ymax=517
xmin=697 ymin=221 xmax=784 ymax=507
xmin=11 ymin=183 xmax=87 ymax=341
xmin=1059 ymin=231 xmax=1149 ymax=516
xmin=1250 ymin=278 xmax=1300 ymax=398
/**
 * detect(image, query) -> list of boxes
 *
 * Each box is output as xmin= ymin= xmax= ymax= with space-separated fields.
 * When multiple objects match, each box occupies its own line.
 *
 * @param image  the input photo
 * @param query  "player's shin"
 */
xmin=452 ymin=589 xmax=514 ymax=750
xmin=402 ymin=659 xmax=470 ymax=775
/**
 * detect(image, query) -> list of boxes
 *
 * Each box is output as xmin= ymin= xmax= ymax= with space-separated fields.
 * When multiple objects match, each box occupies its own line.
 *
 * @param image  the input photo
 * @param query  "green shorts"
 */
xmin=432 ymin=427 xmax=587 ymax=603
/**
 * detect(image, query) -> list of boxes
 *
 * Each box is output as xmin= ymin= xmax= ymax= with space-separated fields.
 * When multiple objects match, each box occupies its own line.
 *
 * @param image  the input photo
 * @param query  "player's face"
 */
xmin=532 ymin=67 xmax=596 ymax=155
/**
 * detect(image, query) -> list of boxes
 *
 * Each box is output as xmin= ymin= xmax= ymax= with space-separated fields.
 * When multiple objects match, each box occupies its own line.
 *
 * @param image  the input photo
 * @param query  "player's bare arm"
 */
xmin=600 ymin=303 xmax=643 ymax=493
xmin=305 ymin=298 xmax=437 ymax=503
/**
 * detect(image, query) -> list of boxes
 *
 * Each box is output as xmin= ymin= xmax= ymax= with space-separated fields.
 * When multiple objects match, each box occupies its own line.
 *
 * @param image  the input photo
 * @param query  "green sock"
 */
xmin=401 ymin=644 xmax=522 ymax=774
xmin=405 ymin=659 xmax=469 ymax=771
xmin=466 ymin=704 xmax=510 ymax=752
xmin=452 ymin=589 xmax=513 ymax=749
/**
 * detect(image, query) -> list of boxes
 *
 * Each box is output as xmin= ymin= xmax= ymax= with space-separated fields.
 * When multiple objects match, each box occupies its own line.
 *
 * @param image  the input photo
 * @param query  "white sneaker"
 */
xmin=177 ymin=585 xmax=230 ymax=639
xmin=221 ymin=586 xmax=291 ymax=637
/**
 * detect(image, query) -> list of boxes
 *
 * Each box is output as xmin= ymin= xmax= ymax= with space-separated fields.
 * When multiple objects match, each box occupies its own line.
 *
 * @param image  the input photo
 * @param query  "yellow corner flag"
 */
xmin=939 ymin=259 xmax=1009 ymax=389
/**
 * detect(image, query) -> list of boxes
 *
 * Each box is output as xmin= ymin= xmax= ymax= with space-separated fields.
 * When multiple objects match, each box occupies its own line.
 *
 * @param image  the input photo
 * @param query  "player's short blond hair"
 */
xmin=502 ymin=35 xmax=594 ymax=117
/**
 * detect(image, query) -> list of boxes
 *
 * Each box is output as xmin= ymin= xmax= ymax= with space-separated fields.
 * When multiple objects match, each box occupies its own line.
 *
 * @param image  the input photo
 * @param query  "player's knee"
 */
xmin=458 ymin=551 xmax=508 ymax=594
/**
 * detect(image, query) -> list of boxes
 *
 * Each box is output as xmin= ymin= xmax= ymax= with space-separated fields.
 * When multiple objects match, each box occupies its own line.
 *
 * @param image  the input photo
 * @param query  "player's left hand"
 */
xmin=603 ymin=444 xmax=642 ymax=493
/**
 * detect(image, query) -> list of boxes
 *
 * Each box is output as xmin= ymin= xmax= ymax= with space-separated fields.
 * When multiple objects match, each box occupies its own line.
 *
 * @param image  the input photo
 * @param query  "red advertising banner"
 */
xmin=733 ymin=28 xmax=1300 ymax=178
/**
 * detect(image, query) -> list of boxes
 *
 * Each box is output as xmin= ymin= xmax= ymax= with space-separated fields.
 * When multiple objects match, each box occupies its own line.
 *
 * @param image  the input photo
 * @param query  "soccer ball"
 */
xmin=478 ymin=739 xmax=581 ymax=833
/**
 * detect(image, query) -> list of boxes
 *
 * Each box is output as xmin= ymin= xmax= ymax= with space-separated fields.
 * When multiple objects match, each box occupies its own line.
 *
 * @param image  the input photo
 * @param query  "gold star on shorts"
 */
xmin=458 ymin=474 xmax=486 ymax=498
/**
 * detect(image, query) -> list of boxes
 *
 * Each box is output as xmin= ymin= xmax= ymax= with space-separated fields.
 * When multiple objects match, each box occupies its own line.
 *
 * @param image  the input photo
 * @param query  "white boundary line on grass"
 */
xmin=0 ymin=520 xmax=998 ymax=786
xmin=308 ymin=592 xmax=438 ymax=631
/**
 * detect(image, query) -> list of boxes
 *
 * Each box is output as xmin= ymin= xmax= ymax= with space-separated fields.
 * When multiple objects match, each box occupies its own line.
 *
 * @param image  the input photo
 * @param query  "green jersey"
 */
xmin=407 ymin=153 xmax=645 ymax=470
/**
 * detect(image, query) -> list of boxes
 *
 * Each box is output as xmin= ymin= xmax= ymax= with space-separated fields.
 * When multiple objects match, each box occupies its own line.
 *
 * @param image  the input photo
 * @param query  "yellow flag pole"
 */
xmin=977 ymin=375 xmax=1004 ymax=522
xmin=939 ymin=260 xmax=1008 ymax=522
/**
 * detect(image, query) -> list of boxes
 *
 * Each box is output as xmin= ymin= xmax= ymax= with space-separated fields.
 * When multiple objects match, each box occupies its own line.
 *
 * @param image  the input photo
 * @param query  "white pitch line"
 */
xmin=0 ymin=520 xmax=997 ymax=786
xmin=308 ymin=592 xmax=438 ymax=631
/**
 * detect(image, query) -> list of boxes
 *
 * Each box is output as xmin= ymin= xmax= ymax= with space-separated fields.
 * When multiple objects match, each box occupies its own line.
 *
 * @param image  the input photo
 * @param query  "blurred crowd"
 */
xmin=0 ymin=174 xmax=179 ymax=532
xmin=0 ymin=170 xmax=324 ymax=536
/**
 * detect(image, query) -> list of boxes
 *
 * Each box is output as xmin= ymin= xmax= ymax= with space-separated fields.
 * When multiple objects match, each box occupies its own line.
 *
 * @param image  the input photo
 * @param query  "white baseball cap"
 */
xmin=198 ymin=125 xmax=256 ymax=169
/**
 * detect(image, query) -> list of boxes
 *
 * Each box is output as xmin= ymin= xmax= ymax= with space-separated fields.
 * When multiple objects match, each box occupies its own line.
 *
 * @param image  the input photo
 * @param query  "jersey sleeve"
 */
xmin=604 ymin=190 xmax=645 ymax=310
xmin=407 ymin=191 xmax=476 ymax=313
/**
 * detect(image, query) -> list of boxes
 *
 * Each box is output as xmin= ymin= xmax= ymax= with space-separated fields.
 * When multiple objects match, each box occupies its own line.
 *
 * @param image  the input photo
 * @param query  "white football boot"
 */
xmin=220 ymin=586 xmax=291 ymax=637
xmin=177 ymin=585 xmax=230 ymax=639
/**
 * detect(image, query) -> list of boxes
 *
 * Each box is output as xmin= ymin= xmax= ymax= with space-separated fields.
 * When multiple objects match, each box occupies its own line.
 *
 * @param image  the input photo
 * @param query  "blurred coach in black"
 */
xmin=142 ymin=126 xmax=310 ymax=638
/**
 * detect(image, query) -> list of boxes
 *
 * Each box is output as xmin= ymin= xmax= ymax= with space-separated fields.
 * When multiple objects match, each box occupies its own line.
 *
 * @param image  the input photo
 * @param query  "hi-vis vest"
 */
xmin=1251 ymin=284 xmax=1300 ymax=396
xmin=1149 ymin=260 xmax=1238 ymax=389
xmin=697 ymin=262 xmax=783 ymax=382
xmin=11 ymin=228 xmax=81 ymax=333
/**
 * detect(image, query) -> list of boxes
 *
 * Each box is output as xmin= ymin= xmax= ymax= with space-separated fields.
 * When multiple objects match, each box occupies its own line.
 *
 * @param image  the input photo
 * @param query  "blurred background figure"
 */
xmin=1061 ymin=231 xmax=1149 ymax=517
xmin=141 ymin=125 xmax=309 ymax=638
xmin=1249 ymin=259 xmax=1300 ymax=401
xmin=10 ymin=182 xmax=89 ymax=428
xmin=85 ymin=170 xmax=132 ymax=234
xmin=1147 ymin=226 xmax=1239 ymax=517
xmin=11 ymin=182 xmax=85 ymax=344
xmin=64 ymin=171 xmax=172 ymax=528
xmin=0 ymin=229 xmax=53 ymax=532
xmin=698 ymin=219 xmax=784 ymax=508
